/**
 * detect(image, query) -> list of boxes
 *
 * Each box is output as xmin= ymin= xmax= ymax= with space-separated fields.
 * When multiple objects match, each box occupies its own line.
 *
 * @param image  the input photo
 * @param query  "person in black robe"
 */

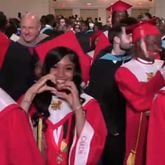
xmin=85 ymin=24 xmax=133 ymax=165
xmin=75 ymin=21 xmax=94 ymax=53
xmin=0 ymin=42 xmax=37 ymax=100
xmin=0 ymin=12 xmax=49 ymax=101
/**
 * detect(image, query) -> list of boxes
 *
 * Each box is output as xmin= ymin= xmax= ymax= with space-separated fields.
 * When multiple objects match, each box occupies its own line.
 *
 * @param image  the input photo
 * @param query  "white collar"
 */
xmin=136 ymin=57 xmax=154 ymax=64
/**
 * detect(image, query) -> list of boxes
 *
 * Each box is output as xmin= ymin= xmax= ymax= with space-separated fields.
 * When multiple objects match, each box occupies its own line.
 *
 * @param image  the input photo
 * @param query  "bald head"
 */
xmin=20 ymin=12 xmax=41 ymax=43
xmin=21 ymin=12 xmax=40 ymax=25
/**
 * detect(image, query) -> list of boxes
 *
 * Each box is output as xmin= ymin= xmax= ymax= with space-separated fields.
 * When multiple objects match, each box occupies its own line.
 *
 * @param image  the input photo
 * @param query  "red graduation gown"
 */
xmin=92 ymin=32 xmax=110 ymax=63
xmin=146 ymin=87 xmax=165 ymax=165
xmin=0 ymin=32 xmax=10 ymax=68
xmin=0 ymin=88 xmax=45 ymax=165
xmin=44 ymin=93 xmax=107 ymax=165
xmin=115 ymin=58 xmax=165 ymax=165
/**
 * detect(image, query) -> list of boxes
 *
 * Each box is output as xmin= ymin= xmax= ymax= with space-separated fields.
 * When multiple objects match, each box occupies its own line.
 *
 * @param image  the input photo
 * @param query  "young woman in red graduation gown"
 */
xmin=20 ymin=46 xmax=107 ymax=165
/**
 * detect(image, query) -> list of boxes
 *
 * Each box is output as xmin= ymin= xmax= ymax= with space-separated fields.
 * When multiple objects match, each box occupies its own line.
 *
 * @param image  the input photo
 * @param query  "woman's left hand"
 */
xmin=52 ymin=81 xmax=81 ymax=111
xmin=53 ymin=81 xmax=85 ymax=135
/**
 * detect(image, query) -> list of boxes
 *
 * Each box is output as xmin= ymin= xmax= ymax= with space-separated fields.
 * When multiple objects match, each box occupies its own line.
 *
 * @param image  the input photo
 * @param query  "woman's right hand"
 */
xmin=20 ymin=73 xmax=56 ymax=112
xmin=26 ymin=73 xmax=56 ymax=100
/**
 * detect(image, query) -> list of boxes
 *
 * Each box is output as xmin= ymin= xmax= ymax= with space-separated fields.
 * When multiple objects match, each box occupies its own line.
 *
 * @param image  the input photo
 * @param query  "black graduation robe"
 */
xmin=85 ymin=46 xmax=132 ymax=165
xmin=0 ymin=41 xmax=37 ymax=100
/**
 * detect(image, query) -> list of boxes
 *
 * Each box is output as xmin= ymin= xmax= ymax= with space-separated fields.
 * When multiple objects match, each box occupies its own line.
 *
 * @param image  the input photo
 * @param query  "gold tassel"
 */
xmin=126 ymin=113 xmax=143 ymax=165
xmin=37 ymin=117 xmax=43 ymax=152
xmin=127 ymin=150 xmax=136 ymax=165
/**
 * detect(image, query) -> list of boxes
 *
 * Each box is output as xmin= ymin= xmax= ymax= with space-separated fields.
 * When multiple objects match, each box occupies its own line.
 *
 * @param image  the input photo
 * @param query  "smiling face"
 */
xmin=145 ymin=35 xmax=162 ymax=57
xmin=49 ymin=55 xmax=75 ymax=90
xmin=136 ymin=35 xmax=162 ymax=61
xmin=43 ymin=47 xmax=82 ymax=92
xmin=20 ymin=13 xmax=41 ymax=43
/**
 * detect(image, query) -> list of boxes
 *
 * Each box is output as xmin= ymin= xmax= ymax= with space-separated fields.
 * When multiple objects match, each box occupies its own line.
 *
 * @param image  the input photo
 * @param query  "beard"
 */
xmin=120 ymin=43 xmax=132 ymax=51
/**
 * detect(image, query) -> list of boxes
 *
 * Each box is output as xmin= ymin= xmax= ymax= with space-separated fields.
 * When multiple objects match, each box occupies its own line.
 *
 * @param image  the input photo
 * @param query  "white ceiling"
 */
xmin=51 ymin=0 xmax=154 ymax=9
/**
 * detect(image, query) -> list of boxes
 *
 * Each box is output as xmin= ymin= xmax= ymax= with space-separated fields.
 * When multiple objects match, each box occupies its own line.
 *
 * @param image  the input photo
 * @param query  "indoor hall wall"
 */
xmin=155 ymin=0 xmax=165 ymax=18
xmin=0 ymin=0 xmax=49 ymax=18
xmin=1 ymin=0 xmax=161 ymax=24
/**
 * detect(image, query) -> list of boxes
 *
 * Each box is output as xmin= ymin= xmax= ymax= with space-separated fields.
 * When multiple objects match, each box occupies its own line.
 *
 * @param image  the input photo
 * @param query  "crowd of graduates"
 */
xmin=1 ymin=0 xmax=165 ymax=165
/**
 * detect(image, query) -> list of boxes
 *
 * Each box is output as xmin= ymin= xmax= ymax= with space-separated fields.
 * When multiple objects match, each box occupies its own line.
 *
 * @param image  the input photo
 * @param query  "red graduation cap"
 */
xmin=106 ymin=0 xmax=132 ymax=12
xmin=126 ymin=17 xmax=157 ymax=34
xmin=0 ymin=32 xmax=10 ymax=68
xmin=35 ymin=31 xmax=91 ymax=83
xmin=132 ymin=22 xmax=160 ymax=43
xmin=92 ymin=32 xmax=111 ymax=63
xmin=90 ymin=30 xmax=103 ymax=46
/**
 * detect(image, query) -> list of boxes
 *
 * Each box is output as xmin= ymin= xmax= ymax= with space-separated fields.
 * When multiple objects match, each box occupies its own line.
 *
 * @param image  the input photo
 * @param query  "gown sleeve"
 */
xmin=146 ymin=90 xmax=165 ymax=165
xmin=0 ymin=104 xmax=45 ymax=165
xmin=69 ymin=98 xmax=107 ymax=165
xmin=115 ymin=67 xmax=165 ymax=111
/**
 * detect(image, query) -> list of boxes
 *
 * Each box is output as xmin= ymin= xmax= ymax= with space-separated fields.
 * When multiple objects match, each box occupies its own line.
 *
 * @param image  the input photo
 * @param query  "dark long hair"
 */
xmin=32 ymin=47 xmax=82 ymax=128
